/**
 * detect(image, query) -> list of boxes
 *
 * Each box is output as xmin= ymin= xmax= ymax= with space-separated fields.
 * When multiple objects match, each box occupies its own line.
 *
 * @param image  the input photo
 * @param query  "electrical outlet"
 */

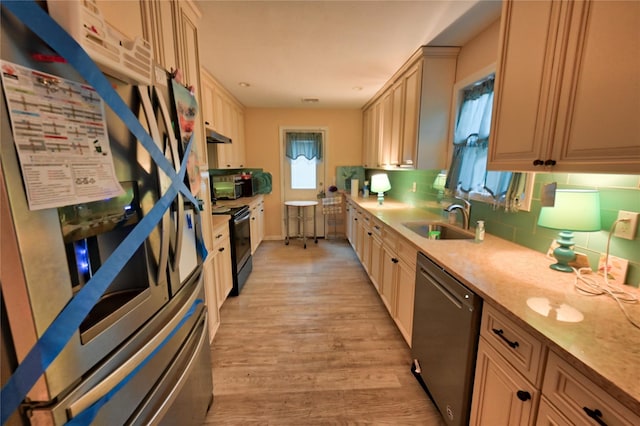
xmin=412 ymin=182 xmax=417 ymax=193
xmin=613 ymin=211 xmax=639 ymax=240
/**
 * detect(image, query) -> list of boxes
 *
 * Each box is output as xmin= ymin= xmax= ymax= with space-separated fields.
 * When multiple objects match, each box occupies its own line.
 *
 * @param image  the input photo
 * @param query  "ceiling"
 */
xmin=195 ymin=1 xmax=502 ymax=109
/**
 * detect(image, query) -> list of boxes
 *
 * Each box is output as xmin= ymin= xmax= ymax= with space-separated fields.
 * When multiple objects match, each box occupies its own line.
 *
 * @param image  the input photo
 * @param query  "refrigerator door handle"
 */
xmin=154 ymin=88 xmax=184 ymax=272
xmin=66 ymin=280 xmax=203 ymax=419
xmin=138 ymin=86 xmax=170 ymax=285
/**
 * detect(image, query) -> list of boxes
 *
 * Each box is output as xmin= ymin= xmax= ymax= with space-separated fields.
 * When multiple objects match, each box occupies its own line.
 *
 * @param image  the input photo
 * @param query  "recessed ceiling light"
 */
xmin=352 ymin=86 xmax=363 ymax=91
xmin=238 ymin=82 xmax=251 ymax=88
xmin=301 ymin=98 xmax=319 ymax=103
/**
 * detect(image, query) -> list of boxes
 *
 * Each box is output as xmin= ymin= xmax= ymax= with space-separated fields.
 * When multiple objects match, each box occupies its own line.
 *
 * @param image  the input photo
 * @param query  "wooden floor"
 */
xmin=204 ymin=239 xmax=445 ymax=425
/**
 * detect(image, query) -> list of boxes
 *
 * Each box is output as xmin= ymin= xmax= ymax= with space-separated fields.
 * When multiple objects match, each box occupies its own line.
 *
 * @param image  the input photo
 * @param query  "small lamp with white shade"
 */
xmin=370 ymin=173 xmax=391 ymax=205
xmin=537 ymin=189 xmax=601 ymax=272
xmin=433 ymin=170 xmax=447 ymax=201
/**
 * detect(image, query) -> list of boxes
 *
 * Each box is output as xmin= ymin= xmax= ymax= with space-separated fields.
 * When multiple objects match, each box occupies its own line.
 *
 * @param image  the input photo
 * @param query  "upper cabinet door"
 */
xmin=141 ymin=1 xmax=179 ymax=72
xmin=488 ymin=0 xmax=558 ymax=171
xmin=489 ymin=0 xmax=640 ymax=173
xmin=400 ymin=62 xmax=422 ymax=167
xmin=551 ymin=0 xmax=640 ymax=172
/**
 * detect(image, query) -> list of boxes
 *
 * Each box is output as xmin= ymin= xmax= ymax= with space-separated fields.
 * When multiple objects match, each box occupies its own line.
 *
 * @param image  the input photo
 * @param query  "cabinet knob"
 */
xmin=205 ymin=121 xmax=210 ymax=126
xmin=544 ymin=159 xmax=557 ymax=166
xmin=216 ymin=234 xmax=223 ymax=239
xmin=532 ymin=159 xmax=544 ymax=166
xmin=391 ymin=258 xmax=399 ymax=264
xmin=516 ymin=390 xmax=531 ymax=402
xmin=367 ymin=232 xmax=372 ymax=236
xmin=583 ymin=407 xmax=607 ymax=426
xmin=218 ymin=247 xmax=225 ymax=252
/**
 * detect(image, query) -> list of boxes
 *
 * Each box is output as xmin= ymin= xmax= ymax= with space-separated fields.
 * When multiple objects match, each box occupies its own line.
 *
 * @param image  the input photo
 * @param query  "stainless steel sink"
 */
xmin=402 ymin=221 xmax=474 ymax=240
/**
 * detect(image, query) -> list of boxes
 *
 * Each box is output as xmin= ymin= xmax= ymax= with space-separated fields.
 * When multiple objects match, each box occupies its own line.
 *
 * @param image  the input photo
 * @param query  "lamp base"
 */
xmin=550 ymin=230 xmax=576 ymax=273
xmin=377 ymin=192 xmax=384 ymax=205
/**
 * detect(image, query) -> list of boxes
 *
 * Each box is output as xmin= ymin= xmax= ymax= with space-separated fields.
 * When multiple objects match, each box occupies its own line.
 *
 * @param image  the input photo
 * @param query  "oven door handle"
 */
xmin=138 ymin=87 xmax=169 ymax=285
xmin=66 ymin=278 xmax=203 ymax=418
xmin=154 ymin=87 xmax=184 ymax=272
xmin=234 ymin=210 xmax=251 ymax=224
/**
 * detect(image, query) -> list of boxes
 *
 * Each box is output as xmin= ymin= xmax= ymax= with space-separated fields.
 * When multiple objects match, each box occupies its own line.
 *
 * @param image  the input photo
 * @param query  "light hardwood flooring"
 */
xmin=204 ymin=239 xmax=445 ymax=425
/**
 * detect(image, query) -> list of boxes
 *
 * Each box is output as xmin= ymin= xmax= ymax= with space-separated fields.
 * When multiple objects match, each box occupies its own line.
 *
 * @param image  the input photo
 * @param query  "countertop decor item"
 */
xmin=433 ymin=170 xmax=447 ymax=200
xmin=371 ymin=173 xmax=391 ymax=205
xmin=537 ymin=189 xmax=601 ymax=272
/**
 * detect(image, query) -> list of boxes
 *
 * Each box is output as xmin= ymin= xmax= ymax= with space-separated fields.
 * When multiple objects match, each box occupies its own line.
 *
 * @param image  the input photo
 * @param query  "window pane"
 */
xmin=291 ymin=156 xmax=316 ymax=189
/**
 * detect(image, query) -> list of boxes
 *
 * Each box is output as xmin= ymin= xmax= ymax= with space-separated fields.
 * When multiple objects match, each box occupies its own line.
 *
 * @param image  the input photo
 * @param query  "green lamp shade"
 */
xmin=538 ymin=190 xmax=601 ymax=231
xmin=537 ymin=189 xmax=601 ymax=272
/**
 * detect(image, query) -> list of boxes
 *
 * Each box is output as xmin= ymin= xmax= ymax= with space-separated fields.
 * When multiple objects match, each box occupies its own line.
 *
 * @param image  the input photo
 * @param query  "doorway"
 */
xmin=280 ymin=128 xmax=326 ymax=239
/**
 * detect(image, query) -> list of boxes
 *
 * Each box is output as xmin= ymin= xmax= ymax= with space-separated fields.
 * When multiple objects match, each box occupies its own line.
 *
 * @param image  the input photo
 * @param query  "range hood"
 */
xmin=206 ymin=127 xmax=232 ymax=144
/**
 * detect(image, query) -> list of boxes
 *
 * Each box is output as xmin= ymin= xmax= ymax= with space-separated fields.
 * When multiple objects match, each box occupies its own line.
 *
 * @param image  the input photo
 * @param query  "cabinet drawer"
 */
xmin=542 ymin=351 xmax=640 ymax=426
xmin=383 ymin=226 xmax=398 ymax=250
xmin=480 ymin=304 xmax=546 ymax=386
xmin=371 ymin=217 xmax=383 ymax=238
xmin=211 ymin=222 xmax=230 ymax=250
xmin=396 ymin=237 xmax=417 ymax=268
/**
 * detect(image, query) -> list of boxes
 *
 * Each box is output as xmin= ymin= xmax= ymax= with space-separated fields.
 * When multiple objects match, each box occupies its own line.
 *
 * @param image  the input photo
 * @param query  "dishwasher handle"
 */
xmin=419 ymin=266 xmax=464 ymax=309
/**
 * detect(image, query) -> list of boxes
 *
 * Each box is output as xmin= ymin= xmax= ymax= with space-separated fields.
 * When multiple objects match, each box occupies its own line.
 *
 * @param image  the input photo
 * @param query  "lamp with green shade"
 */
xmin=370 ymin=173 xmax=391 ymax=205
xmin=537 ymin=189 xmax=601 ymax=272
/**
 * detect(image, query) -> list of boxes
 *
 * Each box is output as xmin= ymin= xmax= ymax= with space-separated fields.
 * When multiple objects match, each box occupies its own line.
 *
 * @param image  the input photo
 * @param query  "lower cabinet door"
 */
xmin=536 ymin=397 xmax=572 ymax=426
xmin=470 ymin=337 xmax=539 ymax=426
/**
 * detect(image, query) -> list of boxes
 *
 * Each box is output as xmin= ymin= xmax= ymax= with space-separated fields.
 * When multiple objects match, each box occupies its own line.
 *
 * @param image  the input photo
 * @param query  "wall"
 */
xmin=372 ymin=169 xmax=640 ymax=287
xmin=243 ymin=108 xmax=362 ymax=239
xmin=454 ymin=18 xmax=501 ymax=81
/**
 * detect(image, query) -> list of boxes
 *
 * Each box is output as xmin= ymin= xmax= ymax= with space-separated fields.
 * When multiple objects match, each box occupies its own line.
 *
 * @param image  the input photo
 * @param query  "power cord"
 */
xmin=572 ymin=219 xmax=640 ymax=329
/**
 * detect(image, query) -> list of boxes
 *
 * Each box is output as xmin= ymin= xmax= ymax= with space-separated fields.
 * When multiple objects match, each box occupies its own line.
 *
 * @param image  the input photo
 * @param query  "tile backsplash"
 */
xmin=367 ymin=169 xmax=640 ymax=287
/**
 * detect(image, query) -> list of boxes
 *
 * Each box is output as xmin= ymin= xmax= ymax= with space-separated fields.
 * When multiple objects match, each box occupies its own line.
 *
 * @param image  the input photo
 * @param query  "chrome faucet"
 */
xmin=444 ymin=198 xmax=471 ymax=230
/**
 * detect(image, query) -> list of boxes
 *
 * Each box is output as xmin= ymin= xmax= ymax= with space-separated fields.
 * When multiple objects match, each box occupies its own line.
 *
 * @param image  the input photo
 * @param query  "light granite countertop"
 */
xmin=347 ymin=195 xmax=640 ymax=413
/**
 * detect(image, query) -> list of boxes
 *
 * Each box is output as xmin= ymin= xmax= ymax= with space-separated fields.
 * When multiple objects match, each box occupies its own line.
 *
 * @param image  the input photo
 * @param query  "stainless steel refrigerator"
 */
xmin=0 ymin=2 xmax=213 ymax=424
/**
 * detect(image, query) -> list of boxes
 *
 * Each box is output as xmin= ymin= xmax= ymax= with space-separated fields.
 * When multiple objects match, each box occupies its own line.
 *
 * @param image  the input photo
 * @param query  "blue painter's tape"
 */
xmin=0 ymin=185 xmax=178 ymax=422
xmin=0 ymin=1 xmax=206 ymax=423
xmin=67 ymin=299 xmax=203 ymax=425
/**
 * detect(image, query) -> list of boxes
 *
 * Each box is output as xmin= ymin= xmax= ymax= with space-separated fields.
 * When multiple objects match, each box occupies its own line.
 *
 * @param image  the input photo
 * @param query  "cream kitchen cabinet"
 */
xmin=540 ymin=351 xmax=640 ymax=426
xmin=379 ymin=228 xmax=398 ymax=317
xmin=211 ymin=221 xmax=233 ymax=308
xmin=345 ymin=201 xmax=355 ymax=247
xmin=201 ymin=68 xmax=246 ymax=169
xmin=249 ymin=196 xmax=265 ymax=254
xmin=362 ymin=102 xmax=381 ymax=168
xmin=471 ymin=338 xmax=540 ymax=425
xmin=393 ymin=237 xmax=416 ymax=345
xmin=202 ymin=258 xmax=219 ymax=343
xmin=362 ymin=46 xmax=459 ymax=169
xmin=489 ymin=0 xmax=640 ymax=173
xmin=470 ymin=304 xmax=545 ymax=425
xmin=369 ymin=218 xmax=384 ymax=292
xmin=361 ymin=212 xmax=374 ymax=275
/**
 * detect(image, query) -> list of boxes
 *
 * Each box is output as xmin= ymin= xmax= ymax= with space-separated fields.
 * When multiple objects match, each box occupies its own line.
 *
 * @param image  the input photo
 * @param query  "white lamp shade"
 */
xmin=433 ymin=171 xmax=447 ymax=191
xmin=537 ymin=189 xmax=601 ymax=231
xmin=370 ymin=173 xmax=391 ymax=193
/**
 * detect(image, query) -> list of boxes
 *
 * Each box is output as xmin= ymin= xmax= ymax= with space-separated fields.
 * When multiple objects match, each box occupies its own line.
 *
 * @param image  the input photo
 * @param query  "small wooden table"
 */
xmin=284 ymin=200 xmax=318 ymax=249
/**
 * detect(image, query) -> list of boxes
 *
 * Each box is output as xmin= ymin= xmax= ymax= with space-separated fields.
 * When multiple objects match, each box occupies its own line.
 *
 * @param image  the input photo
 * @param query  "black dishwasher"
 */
xmin=411 ymin=252 xmax=482 ymax=426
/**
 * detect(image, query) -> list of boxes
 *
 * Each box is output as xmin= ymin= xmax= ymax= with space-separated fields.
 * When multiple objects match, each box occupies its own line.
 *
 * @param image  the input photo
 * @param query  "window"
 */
xmin=291 ymin=156 xmax=317 ymax=189
xmin=446 ymin=68 xmax=531 ymax=211
xmin=285 ymin=131 xmax=323 ymax=190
